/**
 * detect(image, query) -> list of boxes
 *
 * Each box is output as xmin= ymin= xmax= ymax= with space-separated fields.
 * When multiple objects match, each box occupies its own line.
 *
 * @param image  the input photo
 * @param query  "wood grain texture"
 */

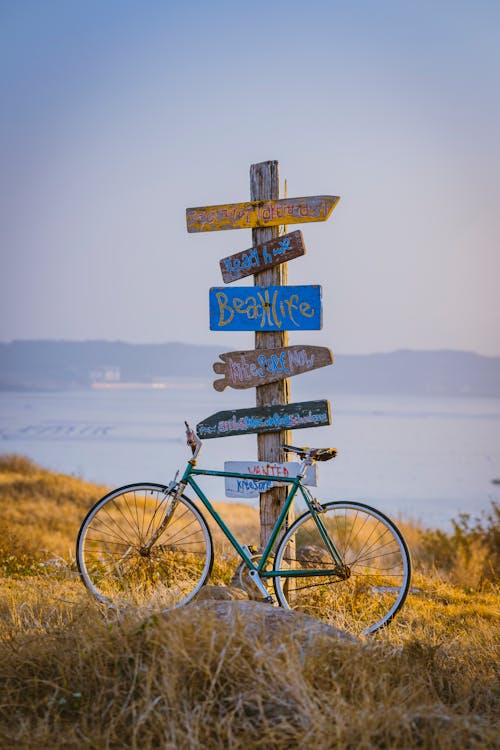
xmin=219 ymin=230 xmax=305 ymax=283
xmin=213 ymin=345 xmax=333 ymax=391
xmin=186 ymin=195 xmax=340 ymax=232
xmin=196 ymin=400 xmax=331 ymax=439
xmin=250 ymin=161 xmax=290 ymax=549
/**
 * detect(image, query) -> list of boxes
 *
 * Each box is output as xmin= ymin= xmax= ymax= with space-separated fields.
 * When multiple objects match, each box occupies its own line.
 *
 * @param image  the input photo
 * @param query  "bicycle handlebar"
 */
xmin=185 ymin=421 xmax=202 ymax=458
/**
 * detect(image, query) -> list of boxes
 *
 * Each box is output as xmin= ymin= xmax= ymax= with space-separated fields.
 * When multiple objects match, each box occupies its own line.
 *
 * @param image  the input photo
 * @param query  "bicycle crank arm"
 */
xmin=247 ymin=570 xmax=274 ymax=603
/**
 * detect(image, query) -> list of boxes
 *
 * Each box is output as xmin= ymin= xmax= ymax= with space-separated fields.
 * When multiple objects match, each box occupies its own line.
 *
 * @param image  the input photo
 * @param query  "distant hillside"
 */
xmin=0 ymin=340 xmax=221 ymax=390
xmin=0 ymin=340 xmax=499 ymax=397
xmin=302 ymin=349 xmax=500 ymax=398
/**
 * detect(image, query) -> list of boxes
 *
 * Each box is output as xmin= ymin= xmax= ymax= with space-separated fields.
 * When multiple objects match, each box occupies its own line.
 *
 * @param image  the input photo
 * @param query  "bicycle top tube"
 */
xmin=177 ymin=423 xmax=344 ymax=582
xmin=189 ymin=466 xmax=305 ymax=482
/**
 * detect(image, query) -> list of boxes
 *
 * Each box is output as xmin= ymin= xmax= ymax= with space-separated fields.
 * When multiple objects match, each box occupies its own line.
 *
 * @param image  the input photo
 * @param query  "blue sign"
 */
xmin=209 ymin=286 xmax=322 ymax=331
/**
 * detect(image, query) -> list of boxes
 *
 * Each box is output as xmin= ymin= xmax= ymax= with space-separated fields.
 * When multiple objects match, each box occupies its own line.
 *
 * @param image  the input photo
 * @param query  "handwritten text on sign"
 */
xmin=196 ymin=400 xmax=331 ymax=439
xmin=213 ymin=345 xmax=333 ymax=391
xmin=186 ymin=195 xmax=340 ymax=232
xmin=219 ymin=230 xmax=305 ymax=283
xmin=209 ymin=286 xmax=322 ymax=331
xmin=224 ymin=461 xmax=318 ymax=498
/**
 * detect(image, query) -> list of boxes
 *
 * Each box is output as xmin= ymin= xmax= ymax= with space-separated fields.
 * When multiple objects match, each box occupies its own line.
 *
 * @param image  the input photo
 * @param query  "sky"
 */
xmin=1 ymin=0 xmax=499 ymax=356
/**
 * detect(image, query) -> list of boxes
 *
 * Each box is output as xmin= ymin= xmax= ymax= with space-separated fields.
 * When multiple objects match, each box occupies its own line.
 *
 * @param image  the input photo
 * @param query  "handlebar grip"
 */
xmin=185 ymin=421 xmax=198 ymax=453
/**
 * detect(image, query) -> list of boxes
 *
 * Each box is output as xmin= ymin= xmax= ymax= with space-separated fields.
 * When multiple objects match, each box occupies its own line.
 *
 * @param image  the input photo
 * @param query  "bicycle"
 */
xmin=76 ymin=422 xmax=412 ymax=635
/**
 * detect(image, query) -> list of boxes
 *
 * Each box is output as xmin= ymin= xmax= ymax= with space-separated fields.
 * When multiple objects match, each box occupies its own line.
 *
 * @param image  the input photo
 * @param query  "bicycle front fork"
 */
xmin=141 ymin=479 xmax=185 ymax=553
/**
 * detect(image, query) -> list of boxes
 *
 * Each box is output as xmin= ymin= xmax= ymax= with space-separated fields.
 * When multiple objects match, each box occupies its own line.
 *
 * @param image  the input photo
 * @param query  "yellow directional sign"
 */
xmin=186 ymin=195 xmax=340 ymax=233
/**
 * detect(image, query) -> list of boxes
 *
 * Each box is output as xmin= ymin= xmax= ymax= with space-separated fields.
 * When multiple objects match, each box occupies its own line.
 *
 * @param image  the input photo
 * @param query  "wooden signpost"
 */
xmin=186 ymin=159 xmax=339 ymax=549
xmin=212 ymin=345 xmax=333 ymax=391
xmin=186 ymin=195 xmax=339 ymax=233
xmin=209 ymin=285 xmax=322 ymax=331
xmin=251 ymin=162 xmax=291 ymax=547
xmin=219 ymin=230 xmax=306 ymax=283
xmin=196 ymin=400 xmax=331 ymax=440
xmin=224 ymin=460 xmax=317 ymax=499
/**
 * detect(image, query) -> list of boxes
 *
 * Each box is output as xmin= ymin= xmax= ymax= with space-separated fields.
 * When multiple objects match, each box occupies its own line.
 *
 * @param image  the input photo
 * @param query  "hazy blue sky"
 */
xmin=1 ymin=0 xmax=499 ymax=355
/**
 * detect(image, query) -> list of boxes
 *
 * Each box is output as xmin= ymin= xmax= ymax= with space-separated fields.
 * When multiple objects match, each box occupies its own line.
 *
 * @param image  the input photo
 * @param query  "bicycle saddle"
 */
xmin=282 ymin=444 xmax=337 ymax=462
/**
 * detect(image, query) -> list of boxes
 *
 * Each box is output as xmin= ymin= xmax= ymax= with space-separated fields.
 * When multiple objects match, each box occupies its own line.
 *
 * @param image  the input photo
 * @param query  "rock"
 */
xmin=189 ymin=598 xmax=356 ymax=643
xmin=297 ymin=544 xmax=330 ymax=567
xmin=194 ymin=584 xmax=250 ymax=602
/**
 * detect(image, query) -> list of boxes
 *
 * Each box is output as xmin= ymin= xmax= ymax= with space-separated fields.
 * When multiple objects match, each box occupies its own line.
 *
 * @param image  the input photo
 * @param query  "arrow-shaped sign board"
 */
xmin=196 ymin=400 xmax=331 ymax=439
xmin=213 ymin=345 xmax=333 ymax=391
xmin=209 ymin=286 xmax=322 ymax=331
xmin=224 ymin=461 xmax=318 ymax=498
xmin=219 ymin=230 xmax=306 ymax=283
xmin=186 ymin=195 xmax=339 ymax=233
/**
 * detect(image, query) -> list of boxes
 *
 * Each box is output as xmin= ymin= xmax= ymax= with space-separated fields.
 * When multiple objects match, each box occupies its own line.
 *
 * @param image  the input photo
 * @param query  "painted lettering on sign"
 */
xmin=196 ymin=400 xmax=331 ymax=439
xmin=186 ymin=195 xmax=340 ymax=232
xmin=230 ymin=478 xmax=275 ymax=495
xmin=209 ymin=286 xmax=322 ymax=331
xmin=219 ymin=231 xmax=305 ymax=283
xmin=224 ymin=461 xmax=317 ymax=498
xmin=213 ymin=346 xmax=333 ymax=391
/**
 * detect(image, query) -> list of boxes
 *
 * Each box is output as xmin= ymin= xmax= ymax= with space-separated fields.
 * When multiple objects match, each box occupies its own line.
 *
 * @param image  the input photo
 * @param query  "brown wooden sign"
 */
xmin=213 ymin=345 xmax=333 ymax=391
xmin=219 ymin=230 xmax=306 ymax=283
xmin=186 ymin=195 xmax=340 ymax=233
xmin=196 ymin=400 xmax=331 ymax=439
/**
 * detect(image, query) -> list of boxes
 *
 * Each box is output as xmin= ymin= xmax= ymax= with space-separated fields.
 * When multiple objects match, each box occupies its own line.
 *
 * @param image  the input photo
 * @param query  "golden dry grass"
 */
xmin=0 ymin=454 xmax=498 ymax=749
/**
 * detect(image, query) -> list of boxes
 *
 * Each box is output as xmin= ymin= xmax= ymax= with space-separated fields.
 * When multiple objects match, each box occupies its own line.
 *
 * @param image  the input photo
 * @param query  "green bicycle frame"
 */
xmin=179 ymin=460 xmax=345 ymax=580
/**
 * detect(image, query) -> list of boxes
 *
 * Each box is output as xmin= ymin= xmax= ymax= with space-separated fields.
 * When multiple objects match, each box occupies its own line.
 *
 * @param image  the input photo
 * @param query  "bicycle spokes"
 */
xmin=77 ymin=485 xmax=213 ymax=612
xmin=273 ymin=502 xmax=411 ymax=635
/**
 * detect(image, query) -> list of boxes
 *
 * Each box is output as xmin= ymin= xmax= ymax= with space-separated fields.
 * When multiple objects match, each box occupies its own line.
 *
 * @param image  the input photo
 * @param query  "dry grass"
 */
xmin=0 ymin=454 xmax=498 ymax=749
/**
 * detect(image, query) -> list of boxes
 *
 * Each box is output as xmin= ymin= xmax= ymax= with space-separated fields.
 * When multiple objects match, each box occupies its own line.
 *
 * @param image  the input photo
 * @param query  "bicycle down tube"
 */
xmin=183 ymin=463 xmax=346 ymax=581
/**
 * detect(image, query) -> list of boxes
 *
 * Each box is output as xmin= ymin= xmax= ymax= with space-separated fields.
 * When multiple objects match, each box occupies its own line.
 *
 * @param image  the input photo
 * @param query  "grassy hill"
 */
xmin=0 ymin=455 xmax=498 ymax=748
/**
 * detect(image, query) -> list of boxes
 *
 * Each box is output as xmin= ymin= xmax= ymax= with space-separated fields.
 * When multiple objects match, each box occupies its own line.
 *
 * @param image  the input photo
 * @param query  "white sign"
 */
xmin=224 ymin=460 xmax=318 ymax=499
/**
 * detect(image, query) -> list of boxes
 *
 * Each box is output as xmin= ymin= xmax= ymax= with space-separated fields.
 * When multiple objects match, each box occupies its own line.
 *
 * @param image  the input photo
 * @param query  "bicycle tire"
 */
xmin=273 ymin=501 xmax=411 ymax=635
xmin=76 ymin=483 xmax=213 ymax=612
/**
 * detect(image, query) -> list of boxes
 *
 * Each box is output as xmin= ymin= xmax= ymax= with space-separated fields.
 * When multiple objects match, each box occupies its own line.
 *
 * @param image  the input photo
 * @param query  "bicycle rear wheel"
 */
xmin=76 ymin=483 xmax=213 ymax=612
xmin=273 ymin=501 xmax=411 ymax=635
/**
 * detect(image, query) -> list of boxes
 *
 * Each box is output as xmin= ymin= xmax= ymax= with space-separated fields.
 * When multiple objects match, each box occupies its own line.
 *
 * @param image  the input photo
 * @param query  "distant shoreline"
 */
xmin=91 ymin=381 xmax=206 ymax=390
xmin=1 ymin=341 xmax=499 ymax=398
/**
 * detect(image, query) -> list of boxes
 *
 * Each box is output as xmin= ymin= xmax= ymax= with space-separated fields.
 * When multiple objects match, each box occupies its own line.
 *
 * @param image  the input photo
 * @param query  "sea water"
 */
xmin=1 ymin=382 xmax=499 ymax=529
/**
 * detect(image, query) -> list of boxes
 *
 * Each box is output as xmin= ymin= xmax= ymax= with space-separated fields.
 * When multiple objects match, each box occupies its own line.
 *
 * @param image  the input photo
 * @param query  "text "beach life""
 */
xmin=209 ymin=286 xmax=322 ymax=331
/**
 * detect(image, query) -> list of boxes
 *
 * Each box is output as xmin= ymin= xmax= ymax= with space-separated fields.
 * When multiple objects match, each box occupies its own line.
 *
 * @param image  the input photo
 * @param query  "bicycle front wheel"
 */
xmin=273 ymin=501 xmax=411 ymax=635
xmin=76 ymin=483 xmax=213 ymax=612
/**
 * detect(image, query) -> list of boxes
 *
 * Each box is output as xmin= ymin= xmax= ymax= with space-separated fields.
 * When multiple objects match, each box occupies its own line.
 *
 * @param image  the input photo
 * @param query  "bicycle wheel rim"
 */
xmin=76 ymin=483 xmax=213 ymax=612
xmin=273 ymin=501 xmax=411 ymax=635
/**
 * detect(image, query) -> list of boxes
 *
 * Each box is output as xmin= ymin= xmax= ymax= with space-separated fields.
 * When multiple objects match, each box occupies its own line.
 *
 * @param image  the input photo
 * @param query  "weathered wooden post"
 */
xmin=186 ymin=167 xmax=339 ymax=565
xmin=250 ymin=160 xmax=291 ymax=548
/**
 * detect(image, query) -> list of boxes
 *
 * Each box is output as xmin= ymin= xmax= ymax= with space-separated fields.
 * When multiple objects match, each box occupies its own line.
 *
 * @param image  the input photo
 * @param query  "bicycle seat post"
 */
xmin=282 ymin=443 xmax=312 ymax=477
